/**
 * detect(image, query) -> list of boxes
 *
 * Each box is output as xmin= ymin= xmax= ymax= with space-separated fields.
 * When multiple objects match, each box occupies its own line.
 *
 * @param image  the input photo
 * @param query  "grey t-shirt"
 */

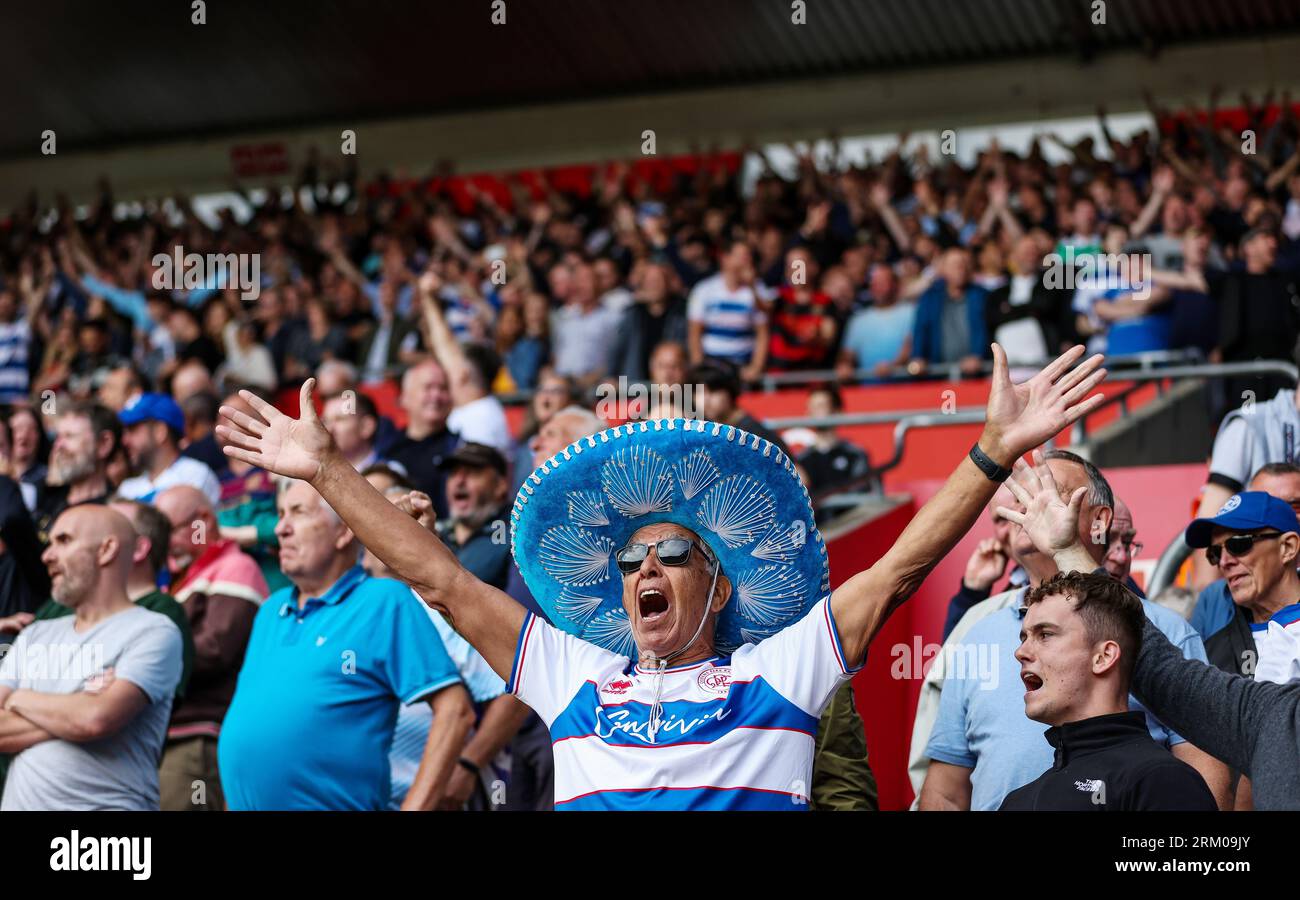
xmin=1208 ymin=389 xmax=1300 ymax=491
xmin=0 ymin=605 xmax=182 ymax=810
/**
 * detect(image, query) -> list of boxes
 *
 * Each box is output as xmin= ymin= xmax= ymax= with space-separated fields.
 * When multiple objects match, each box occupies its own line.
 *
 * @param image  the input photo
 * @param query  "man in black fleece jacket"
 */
xmin=1009 ymin=455 xmax=1300 ymax=809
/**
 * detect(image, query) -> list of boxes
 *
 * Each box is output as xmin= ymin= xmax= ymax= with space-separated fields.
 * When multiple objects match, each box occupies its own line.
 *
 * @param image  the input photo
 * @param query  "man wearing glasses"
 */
xmin=1191 ymin=463 xmax=1300 ymax=639
xmin=1187 ymin=492 xmax=1300 ymax=683
xmin=1102 ymin=498 xmax=1144 ymax=594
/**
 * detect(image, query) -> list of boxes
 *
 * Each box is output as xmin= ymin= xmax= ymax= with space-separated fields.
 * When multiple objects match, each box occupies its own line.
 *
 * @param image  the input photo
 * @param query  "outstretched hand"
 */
xmin=216 ymin=380 xmax=335 ymax=483
xmin=996 ymin=450 xmax=1095 ymax=574
xmin=982 ymin=343 xmax=1106 ymax=464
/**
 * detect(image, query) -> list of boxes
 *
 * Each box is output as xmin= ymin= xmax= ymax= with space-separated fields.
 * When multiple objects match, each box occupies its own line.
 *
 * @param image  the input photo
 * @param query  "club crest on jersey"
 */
xmin=602 ymin=677 xmax=634 ymax=696
xmin=697 ymin=666 xmax=732 ymax=695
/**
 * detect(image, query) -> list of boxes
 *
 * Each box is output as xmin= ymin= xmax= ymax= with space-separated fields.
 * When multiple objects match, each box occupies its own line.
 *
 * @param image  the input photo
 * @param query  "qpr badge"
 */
xmin=696 ymin=666 xmax=732 ymax=696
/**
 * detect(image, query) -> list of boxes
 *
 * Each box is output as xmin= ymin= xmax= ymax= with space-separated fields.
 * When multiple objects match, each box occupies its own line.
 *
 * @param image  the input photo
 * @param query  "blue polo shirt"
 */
xmin=925 ymin=587 xmax=1208 ymax=810
xmin=218 ymin=566 xmax=461 ymax=810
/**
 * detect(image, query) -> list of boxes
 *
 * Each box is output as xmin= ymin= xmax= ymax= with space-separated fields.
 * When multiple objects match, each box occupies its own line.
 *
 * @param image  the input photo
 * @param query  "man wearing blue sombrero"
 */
xmin=217 ymin=344 xmax=1105 ymax=810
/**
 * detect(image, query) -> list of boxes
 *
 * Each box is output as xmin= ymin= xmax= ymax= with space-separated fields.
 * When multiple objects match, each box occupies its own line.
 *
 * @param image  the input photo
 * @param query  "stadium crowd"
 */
xmin=0 ymin=87 xmax=1299 ymax=811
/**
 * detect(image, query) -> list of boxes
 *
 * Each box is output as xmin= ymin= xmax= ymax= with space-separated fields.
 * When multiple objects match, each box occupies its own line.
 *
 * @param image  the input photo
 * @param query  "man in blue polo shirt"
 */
xmin=218 ymin=480 xmax=474 ymax=810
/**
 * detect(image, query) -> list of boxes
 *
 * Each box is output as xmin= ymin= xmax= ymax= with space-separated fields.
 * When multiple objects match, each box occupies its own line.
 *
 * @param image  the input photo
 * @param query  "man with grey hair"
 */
xmin=217 ymin=478 xmax=473 ymax=809
xmin=0 ymin=505 xmax=183 ymax=809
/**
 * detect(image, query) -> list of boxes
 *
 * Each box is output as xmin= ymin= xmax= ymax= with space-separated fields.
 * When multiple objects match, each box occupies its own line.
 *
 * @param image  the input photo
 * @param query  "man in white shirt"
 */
xmin=116 ymin=393 xmax=220 ymax=506
xmin=687 ymin=241 xmax=771 ymax=382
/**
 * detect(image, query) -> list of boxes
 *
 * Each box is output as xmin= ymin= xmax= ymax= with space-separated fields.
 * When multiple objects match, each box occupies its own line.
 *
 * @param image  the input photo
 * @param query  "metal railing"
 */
xmin=802 ymin=357 xmax=1300 ymax=514
xmin=1147 ymin=535 xmax=1193 ymax=600
xmin=756 ymin=348 xmax=1205 ymax=392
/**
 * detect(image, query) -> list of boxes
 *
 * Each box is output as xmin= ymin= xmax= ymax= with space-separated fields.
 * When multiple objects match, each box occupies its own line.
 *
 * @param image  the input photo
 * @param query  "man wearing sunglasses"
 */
xmin=214 ymin=344 xmax=1108 ymax=810
xmin=1186 ymin=492 xmax=1300 ymax=683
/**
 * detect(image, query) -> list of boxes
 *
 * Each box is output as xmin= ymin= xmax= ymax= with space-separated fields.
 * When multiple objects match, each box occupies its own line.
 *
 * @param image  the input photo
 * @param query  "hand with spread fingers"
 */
xmin=981 ymin=343 xmax=1107 ymax=466
xmin=215 ymin=379 xmax=335 ymax=483
xmin=996 ymin=450 xmax=1096 ymax=574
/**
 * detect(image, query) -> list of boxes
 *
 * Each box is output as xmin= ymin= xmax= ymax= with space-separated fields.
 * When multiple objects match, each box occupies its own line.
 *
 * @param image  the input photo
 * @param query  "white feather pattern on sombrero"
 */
xmin=510 ymin=418 xmax=829 ymax=655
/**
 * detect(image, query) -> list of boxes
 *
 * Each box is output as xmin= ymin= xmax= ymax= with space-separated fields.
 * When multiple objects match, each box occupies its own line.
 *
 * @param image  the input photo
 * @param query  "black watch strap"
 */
xmin=457 ymin=757 xmax=481 ymax=776
xmin=969 ymin=442 xmax=1013 ymax=482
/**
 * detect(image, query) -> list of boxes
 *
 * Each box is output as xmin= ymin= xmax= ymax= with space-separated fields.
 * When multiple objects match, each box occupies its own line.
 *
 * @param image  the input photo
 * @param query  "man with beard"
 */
xmin=436 ymin=444 xmax=513 ymax=589
xmin=154 ymin=485 xmax=267 ymax=810
xmin=0 ymin=505 xmax=183 ymax=809
xmin=33 ymin=402 xmax=120 ymax=546
xmin=117 ymin=393 xmax=220 ymax=506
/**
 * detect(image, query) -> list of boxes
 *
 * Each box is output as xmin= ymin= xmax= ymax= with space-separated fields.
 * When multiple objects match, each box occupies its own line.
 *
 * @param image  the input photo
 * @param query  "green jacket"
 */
xmin=811 ymin=681 xmax=878 ymax=810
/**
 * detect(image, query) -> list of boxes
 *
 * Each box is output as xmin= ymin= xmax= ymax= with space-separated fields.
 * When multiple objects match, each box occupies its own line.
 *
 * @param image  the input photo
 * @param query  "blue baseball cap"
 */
xmin=1184 ymin=491 xmax=1300 ymax=548
xmin=119 ymin=393 xmax=185 ymax=434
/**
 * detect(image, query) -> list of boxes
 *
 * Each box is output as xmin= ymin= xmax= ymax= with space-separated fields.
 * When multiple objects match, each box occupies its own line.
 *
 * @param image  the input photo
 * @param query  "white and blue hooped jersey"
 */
xmin=506 ymin=596 xmax=860 ymax=810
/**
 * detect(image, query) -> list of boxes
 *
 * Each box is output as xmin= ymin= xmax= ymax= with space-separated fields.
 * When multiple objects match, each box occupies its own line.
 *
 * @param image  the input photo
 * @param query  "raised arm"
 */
xmin=216 ymin=381 xmax=526 ymax=678
xmin=830 ymin=344 xmax=1106 ymax=666
xmin=417 ymin=271 xmax=481 ymax=408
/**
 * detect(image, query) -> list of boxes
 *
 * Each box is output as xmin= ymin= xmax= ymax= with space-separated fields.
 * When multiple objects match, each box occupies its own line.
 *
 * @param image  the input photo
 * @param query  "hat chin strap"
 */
xmin=642 ymin=560 xmax=721 ymax=745
xmin=641 ymin=558 xmax=721 ymax=668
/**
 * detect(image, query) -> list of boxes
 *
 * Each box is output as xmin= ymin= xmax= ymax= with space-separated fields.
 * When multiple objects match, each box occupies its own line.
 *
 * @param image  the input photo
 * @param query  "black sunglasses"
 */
xmin=1206 ymin=532 xmax=1282 ymax=567
xmin=615 ymin=538 xmax=716 ymax=575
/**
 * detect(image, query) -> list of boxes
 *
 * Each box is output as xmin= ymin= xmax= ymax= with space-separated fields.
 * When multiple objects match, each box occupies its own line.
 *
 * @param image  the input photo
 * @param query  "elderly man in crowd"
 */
xmin=155 ymin=485 xmax=268 ymax=810
xmin=0 ymin=505 xmax=183 ymax=809
xmin=385 ymin=359 xmax=461 ymax=518
xmin=217 ymin=344 xmax=1104 ymax=810
xmin=217 ymin=479 xmax=473 ymax=810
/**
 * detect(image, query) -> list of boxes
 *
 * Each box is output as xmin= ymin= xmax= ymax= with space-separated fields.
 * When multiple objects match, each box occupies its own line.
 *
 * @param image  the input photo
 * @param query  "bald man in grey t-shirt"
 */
xmin=0 ymin=606 xmax=181 ymax=810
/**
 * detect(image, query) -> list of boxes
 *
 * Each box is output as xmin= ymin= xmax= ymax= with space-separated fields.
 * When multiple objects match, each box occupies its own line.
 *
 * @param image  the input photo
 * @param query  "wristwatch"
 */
xmin=968 ymin=442 xmax=1013 ymax=482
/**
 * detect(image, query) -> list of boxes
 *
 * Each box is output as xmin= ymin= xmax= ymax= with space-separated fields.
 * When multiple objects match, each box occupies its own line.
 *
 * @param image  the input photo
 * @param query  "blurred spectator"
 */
xmin=0 ymin=474 xmax=51 ymax=618
xmin=436 ymin=443 xmax=512 ymax=587
xmin=216 ymin=320 xmax=277 ymax=392
xmin=33 ymin=402 xmax=120 ymax=545
xmin=909 ymin=248 xmax=988 ymax=374
xmin=645 ymin=341 xmax=689 ymax=419
xmin=179 ymin=392 xmax=229 ymax=480
xmin=6 ymin=405 xmax=49 ymax=511
xmin=0 ymin=505 xmax=182 ymax=810
xmin=417 ymin=273 xmax=511 ymax=452
xmin=767 ymin=247 xmax=837 ymax=371
xmin=213 ymin=390 xmax=288 ymax=593
xmin=985 ymin=235 xmax=1068 ymax=363
xmin=549 ymin=261 xmax=620 ymax=387
xmin=511 ymin=367 xmax=575 ymax=494
xmin=497 ymin=294 xmax=549 ymax=391
xmin=322 ymin=391 xmax=382 ymax=471
xmin=170 ymin=359 xmax=214 ymax=404
xmin=117 ymin=393 xmax=220 ymax=506
xmin=688 ymin=360 xmax=789 ymax=455
xmin=836 ymin=267 xmax=914 ymax=379
xmin=608 ymin=262 xmax=687 ymax=382
xmin=1212 ymin=226 xmax=1300 ymax=400
xmin=97 ymin=363 xmax=142 ymax=412
xmin=217 ymin=480 xmax=472 ymax=810
xmin=797 ymin=385 xmax=870 ymax=498
xmin=0 ymin=287 xmax=33 ymax=404
xmin=155 ymin=485 xmax=267 ymax=810
xmin=687 ymin=241 xmax=771 ymax=382
xmin=385 ymin=360 xmax=460 ymax=517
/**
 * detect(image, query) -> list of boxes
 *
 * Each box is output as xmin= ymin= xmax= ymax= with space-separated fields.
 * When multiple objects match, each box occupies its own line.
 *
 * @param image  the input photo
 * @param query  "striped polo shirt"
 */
xmin=507 ymin=596 xmax=858 ymax=810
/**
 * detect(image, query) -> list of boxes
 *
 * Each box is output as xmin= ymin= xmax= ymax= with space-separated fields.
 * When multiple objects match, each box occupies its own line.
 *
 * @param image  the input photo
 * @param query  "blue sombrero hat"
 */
xmin=510 ymin=418 xmax=828 ymax=657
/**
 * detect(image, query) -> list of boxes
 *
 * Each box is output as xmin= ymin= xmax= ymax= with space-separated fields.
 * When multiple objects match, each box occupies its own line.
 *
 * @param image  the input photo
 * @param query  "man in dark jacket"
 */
xmin=998 ymin=574 xmax=1214 ymax=811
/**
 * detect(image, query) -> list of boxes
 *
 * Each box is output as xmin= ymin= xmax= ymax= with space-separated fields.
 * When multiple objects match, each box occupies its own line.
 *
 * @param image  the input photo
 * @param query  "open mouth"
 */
xmin=1021 ymin=671 xmax=1043 ymax=693
xmin=638 ymin=588 xmax=669 ymax=622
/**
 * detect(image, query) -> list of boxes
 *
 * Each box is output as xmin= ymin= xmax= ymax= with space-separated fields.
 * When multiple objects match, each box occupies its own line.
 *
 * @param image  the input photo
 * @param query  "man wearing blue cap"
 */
xmin=1185 ymin=491 xmax=1300 ymax=683
xmin=217 ymin=344 xmax=1107 ymax=810
xmin=117 ymin=393 xmax=220 ymax=507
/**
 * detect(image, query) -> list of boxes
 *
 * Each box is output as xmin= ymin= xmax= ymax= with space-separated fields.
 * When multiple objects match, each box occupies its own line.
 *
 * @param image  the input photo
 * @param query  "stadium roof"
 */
xmin=5 ymin=0 xmax=1300 ymax=160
